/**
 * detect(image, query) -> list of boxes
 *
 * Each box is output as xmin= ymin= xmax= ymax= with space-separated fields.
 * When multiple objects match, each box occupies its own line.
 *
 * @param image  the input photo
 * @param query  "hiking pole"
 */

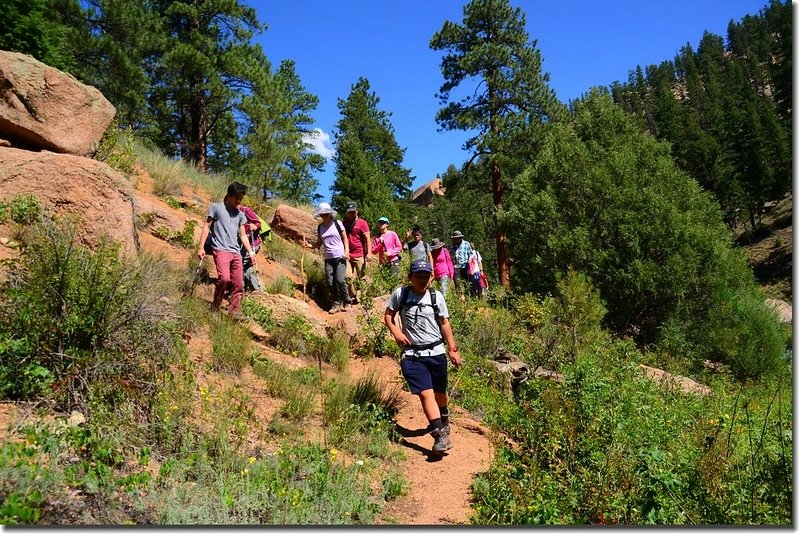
xmin=189 ymin=264 xmax=202 ymax=297
xmin=300 ymin=233 xmax=308 ymax=302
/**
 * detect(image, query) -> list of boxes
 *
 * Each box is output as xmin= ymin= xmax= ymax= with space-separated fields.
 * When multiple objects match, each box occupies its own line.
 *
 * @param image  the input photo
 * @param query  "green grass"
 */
xmin=209 ymin=314 xmax=252 ymax=373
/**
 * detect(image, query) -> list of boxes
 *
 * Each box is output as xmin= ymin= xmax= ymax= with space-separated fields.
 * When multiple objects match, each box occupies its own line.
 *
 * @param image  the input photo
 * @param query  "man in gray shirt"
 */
xmin=196 ymin=182 xmax=256 ymax=318
xmin=402 ymin=226 xmax=433 ymax=265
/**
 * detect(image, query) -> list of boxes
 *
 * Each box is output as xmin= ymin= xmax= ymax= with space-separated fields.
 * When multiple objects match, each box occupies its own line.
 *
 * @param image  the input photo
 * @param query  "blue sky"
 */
xmin=247 ymin=0 xmax=771 ymax=202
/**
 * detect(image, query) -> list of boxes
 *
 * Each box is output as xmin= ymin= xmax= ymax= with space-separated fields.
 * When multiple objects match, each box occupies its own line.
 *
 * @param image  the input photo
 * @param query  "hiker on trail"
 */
xmin=402 ymin=226 xmax=434 ymax=265
xmin=449 ymin=230 xmax=474 ymax=296
xmin=343 ymin=201 xmax=371 ymax=305
xmin=371 ymin=216 xmax=403 ymax=275
xmin=302 ymin=202 xmax=352 ymax=314
xmin=384 ymin=259 xmax=462 ymax=454
xmin=196 ymin=181 xmax=256 ymax=318
xmin=237 ymin=202 xmax=262 ymax=293
xmin=468 ymin=248 xmax=485 ymax=298
xmin=429 ymin=238 xmax=454 ymax=297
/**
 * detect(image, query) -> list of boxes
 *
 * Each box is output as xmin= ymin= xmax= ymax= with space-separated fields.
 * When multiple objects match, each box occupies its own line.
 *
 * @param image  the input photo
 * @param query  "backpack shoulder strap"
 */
xmin=429 ymin=288 xmax=440 ymax=318
xmin=399 ymin=286 xmax=411 ymax=311
xmin=336 ymin=219 xmax=345 ymax=234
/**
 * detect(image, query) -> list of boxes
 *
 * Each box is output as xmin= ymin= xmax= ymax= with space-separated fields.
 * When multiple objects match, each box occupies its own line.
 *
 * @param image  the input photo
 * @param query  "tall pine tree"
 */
xmin=430 ymin=0 xmax=563 ymax=289
xmin=331 ymin=77 xmax=413 ymax=225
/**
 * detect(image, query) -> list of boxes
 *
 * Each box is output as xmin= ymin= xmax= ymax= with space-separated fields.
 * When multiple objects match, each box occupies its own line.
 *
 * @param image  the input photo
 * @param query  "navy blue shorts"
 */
xmin=400 ymin=353 xmax=448 ymax=394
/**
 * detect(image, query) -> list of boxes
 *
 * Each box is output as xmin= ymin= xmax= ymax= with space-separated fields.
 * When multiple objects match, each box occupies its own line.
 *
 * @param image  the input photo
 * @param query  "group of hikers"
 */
xmin=304 ymin=200 xmax=488 ymax=315
xmin=197 ymin=182 xmax=475 ymax=455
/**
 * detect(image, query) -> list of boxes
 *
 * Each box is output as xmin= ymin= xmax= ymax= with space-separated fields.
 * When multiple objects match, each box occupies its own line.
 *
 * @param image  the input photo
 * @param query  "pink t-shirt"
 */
xmin=371 ymin=230 xmax=402 ymax=263
xmin=431 ymin=247 xmax=454 ymax=279
xmin=344 ymin=217 xmax=370 ymax=258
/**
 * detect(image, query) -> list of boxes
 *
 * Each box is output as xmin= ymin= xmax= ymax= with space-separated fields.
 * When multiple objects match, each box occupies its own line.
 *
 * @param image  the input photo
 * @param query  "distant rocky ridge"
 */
xmin=411 ymin=178 xmax=445 ymax=206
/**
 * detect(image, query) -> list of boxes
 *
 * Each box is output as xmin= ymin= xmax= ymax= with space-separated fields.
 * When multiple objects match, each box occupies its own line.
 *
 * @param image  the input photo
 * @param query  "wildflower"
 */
xmin=241 ymin=468 xmax=249 ymax=476
xmin=356 ymin=460 xmax=364 ymax=466
xmin=329 ymin=448 xmax=339 ymax=461
xmin=249 ymin=456 xmax=256 ymax=464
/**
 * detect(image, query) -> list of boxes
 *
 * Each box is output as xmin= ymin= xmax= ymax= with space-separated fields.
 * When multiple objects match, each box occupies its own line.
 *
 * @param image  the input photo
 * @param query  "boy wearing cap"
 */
xmin=371 ymin=216 xmax=403 ymax=275
xmin=384 ymin=259 xmax=462 ymax=455
xmin=343 ymin=201 xmax=371 ymax=304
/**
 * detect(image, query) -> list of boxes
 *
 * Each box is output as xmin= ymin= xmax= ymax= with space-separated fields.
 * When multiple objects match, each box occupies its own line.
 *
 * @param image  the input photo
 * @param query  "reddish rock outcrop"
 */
xmin=411 ymin=178 xmax=446 ymax=206
xmin=0 ymin=51 xmax=116 ymax=156
xmin=270 ymin=204 xmax=318 ymax=244
xmin=0 ymin=147 xmax=137 ymax=255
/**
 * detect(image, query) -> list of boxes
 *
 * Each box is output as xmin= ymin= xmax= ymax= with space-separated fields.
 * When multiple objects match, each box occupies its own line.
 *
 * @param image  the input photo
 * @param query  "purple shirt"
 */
xmin=319 ymin=219 xmax=346 ymax=260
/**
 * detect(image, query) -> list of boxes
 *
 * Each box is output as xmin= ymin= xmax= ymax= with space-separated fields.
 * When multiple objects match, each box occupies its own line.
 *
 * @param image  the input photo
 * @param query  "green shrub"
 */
xmin=241 ymin=298 xmax=276 ymax=331
xmin=151 ymin=443 xmax=381 ymax=524
xmin=272 ymin=315 xmax=317 ymax=357
xmin=0 ymin=216 xmax=179 ymax=408
xmin=96 ymin=127 xmax=136 ymax=174
xmin=503 ymin=90 xmax=784 ymax=378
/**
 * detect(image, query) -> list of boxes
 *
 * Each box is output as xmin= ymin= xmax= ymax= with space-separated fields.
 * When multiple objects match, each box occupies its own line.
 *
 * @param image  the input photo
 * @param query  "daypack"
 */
xmin=257 ymin=214 xmax=272 ymax=241
xmin=395 ymin=286 xmax=444 ymax=337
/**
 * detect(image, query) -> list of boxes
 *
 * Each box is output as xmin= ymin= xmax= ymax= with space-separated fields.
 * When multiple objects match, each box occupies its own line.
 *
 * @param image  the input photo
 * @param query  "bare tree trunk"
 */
xmin=491 ymin=161 xmax=511 ymax=289
xmin=190 ymin=94 xmax=207 ymax=172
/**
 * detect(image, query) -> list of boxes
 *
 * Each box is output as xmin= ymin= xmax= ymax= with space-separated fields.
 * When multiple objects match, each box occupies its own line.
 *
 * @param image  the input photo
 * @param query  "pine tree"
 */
xmin=430 ymin=0 xmax=563 ymax=289
xmin=0 ymin=0 xmax=78 ymax=72
xmin=239 ymin=60 xmax=324 ymax=203
xmin=331 ymin=77 xmax=413 ymax=225
xmin=152 ymin=0 xmax=267 ymax=171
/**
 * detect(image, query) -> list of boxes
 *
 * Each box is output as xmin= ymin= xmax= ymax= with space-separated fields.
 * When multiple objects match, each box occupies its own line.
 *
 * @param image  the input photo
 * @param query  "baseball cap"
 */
xmin=377 ymin=216 xmax=389 ymax=224
xmin=410 ymin=259 xmax=433 ymax=273
xmin=346 ymin=201 xmax=357 ymax=212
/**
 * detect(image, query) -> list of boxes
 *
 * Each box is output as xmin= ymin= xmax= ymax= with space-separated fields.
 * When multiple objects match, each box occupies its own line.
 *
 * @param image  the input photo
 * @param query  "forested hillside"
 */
xmin=0 ymin=0 xmax=792 ymax=526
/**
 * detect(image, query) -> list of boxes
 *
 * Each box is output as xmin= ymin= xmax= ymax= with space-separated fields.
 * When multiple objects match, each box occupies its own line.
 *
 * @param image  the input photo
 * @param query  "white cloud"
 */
xmin=302 ymin=128 xmax=336 ymax=160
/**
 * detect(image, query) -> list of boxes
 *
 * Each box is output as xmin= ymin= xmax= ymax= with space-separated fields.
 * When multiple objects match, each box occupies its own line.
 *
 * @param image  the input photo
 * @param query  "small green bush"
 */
xmin=267 ymin=275 xmax=296 ymax=296
xmin=209 ymin=315 xmax=251 ymax=373
xmin=241 ymin=298 xmax=276 ymax=331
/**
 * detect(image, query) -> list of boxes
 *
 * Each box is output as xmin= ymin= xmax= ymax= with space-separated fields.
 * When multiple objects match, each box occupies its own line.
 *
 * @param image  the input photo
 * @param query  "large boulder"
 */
xmin=0 ymin=147 xmax=137 ymax=255
xmin=270 ymin=204 xmax=318 ymax=244
xmin=0 ymin=51 xmax=116 ymax=156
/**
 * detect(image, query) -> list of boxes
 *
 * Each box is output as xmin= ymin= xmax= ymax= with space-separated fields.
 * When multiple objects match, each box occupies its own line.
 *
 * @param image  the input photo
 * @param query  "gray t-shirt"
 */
xmin=387 ymin=286 xmax=449 ymax=356
xmin=404 ymin=240 xmax=431 ymax=262
xmin=207 ymin=202 xmax=247 ymax=254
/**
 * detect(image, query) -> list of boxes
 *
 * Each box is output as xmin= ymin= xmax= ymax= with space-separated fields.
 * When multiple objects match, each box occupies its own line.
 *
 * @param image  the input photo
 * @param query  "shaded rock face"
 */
xmin=0 ymin=51 xmax=116 ymax=157
xmin=0 ymin=147 xmax=137 ymax=255
xmin=270 ymin=204 xmax=319 ymax=244
xmin=411 ymin=178 xmax=446 ymax=206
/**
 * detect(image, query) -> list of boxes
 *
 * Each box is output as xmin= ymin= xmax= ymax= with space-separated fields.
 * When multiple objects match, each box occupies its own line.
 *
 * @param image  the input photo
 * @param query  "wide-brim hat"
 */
xmin=313 ymin=202 xmax=336 ymax=218
xmin=429 ymin=238 xmax=445 ymax=250
xmin=451 ymin=230 xmax=464 ymax=239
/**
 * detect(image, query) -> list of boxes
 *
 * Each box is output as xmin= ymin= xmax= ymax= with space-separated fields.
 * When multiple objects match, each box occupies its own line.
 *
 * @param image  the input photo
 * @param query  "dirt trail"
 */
xmin=348 ymin=357 xmax=494 ymax=525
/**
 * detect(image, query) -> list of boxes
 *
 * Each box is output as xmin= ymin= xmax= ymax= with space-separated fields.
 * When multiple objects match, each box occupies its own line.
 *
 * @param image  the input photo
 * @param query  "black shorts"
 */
xmin=400 ymin=352 xmax=447 ymax=394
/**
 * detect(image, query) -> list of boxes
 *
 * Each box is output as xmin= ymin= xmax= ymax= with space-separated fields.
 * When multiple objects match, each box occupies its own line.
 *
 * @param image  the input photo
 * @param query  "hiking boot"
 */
xmin=431 ymin=427 xmax=452 ymax=454
xmin=350 ymin=297 xmax=359 ymax=305
xmin=342 ymin=303 xmax=350 ymax=312
xmin=328 ymin=303 xmax=342 ymax=314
